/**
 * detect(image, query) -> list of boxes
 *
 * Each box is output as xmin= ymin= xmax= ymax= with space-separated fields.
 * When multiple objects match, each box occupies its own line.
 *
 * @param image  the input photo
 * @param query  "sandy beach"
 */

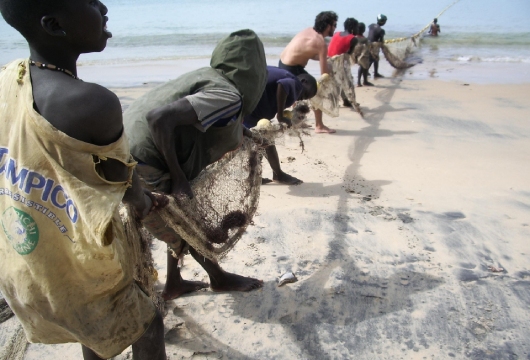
xmin=1 ymin=59 xmax=530 ymax=359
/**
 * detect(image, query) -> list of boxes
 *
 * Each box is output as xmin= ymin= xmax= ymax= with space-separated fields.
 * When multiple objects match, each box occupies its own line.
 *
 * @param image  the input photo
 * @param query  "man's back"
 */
xmin=280 ymin=27 xmax=325 ymax=67
xmin=367 ymin=23 xmax=385 ymax=42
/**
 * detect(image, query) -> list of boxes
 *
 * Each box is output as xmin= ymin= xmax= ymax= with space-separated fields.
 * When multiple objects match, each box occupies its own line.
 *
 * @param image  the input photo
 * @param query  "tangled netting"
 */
xmin=308 ymin=53 xmax=363 ymax=118
xmin=250 ymin=102 xmax=312 ymax=152
xmin=380 ymin=0 xmax=461 ymax=69
xmin=123 ymin=136 xmax=262 ymax=262
xmin=120 ymin=206 xmax=164 ymax=311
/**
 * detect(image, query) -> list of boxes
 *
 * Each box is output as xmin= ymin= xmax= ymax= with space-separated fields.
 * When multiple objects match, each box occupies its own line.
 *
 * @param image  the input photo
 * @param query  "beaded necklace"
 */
xmin=29 ymin=59 xmax=79 ymax=80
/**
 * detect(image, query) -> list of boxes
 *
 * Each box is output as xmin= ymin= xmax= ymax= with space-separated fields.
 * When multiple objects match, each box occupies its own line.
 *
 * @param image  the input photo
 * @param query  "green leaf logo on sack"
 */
xmin=1 ymin=206 xmax=39 ymax=255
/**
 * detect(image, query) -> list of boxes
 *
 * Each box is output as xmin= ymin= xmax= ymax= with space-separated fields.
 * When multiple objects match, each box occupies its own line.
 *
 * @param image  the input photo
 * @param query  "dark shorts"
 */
xmin=278 ymin=60 xmax=308 ymax=76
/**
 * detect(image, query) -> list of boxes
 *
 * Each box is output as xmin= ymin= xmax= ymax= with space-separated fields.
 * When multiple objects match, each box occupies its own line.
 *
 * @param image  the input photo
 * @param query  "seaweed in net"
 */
xmin=151 ymin=136 xmax=262 ymax=261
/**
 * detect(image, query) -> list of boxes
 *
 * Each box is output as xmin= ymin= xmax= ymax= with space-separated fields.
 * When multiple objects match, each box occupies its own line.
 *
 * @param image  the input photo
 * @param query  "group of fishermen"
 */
xmin=0 ymin=2 xmax=392 ymax=358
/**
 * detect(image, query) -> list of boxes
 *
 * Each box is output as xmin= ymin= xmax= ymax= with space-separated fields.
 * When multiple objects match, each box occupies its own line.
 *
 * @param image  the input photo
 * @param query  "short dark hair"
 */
xmin=344 ymin=18 xmax=358 ymax=34
xmin=358 ymin=22 xmax=366 ymax=34
xmin=297 ymin=73 xmax=318 ymax=99
xmin=313 ymin=11 xmax=338 ymax=34
xmin=0 ymin=0 xmax=64 ymax=39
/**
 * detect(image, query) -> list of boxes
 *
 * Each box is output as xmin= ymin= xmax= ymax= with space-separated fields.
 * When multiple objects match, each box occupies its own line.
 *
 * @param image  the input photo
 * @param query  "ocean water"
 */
xmin=1 ymin=0 xmax=530 ymax=85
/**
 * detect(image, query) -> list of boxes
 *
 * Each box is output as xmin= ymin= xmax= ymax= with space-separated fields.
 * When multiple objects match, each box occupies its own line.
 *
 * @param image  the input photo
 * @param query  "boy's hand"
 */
xmin=134 ymin=189 xmax=162 ymax=219
xmin=171 ymin=178 xmax=194 ymax=200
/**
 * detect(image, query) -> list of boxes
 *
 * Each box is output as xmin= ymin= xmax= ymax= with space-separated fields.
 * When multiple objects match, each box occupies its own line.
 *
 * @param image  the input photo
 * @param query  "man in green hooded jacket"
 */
xmin=124 ymin=29 xmax=267 ymax=300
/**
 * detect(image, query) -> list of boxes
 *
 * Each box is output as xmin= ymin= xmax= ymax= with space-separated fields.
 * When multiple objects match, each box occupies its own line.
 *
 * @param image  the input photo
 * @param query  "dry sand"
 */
xmin=1 ymin=70 xmax=530 ymax=359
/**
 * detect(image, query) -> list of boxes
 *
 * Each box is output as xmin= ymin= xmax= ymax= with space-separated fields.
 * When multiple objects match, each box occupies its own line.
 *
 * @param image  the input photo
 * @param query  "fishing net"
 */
xmin=250 ymin=102 xmax=312 ymax=152
xmin=308 ymin=54 xmax=363 ymax=118
xmin=119 ymin=136 xmax=263 ymax=310
xmin=120 ymin=205 xmax=165 ymax=311
xmin=381 ymin=0 xmax=461 ymax=69
xmin=122 ymin=136 xmax=262 ymax=263
xmin=154 ymin=136 xmax=262 ymax=261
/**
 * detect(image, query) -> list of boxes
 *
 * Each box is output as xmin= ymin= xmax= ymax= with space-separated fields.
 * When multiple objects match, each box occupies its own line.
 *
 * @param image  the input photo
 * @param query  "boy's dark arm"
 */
xmin=348 ymin=37 xmax=360 ymax=54
xmin=146 ymin=98 xmax=197 ymax=199
xmin=276 ymin=83 xmax=291 ymax=127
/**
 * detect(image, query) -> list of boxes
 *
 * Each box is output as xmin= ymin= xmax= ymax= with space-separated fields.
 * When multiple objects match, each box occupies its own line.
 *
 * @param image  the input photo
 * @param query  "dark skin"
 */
xmin=262 ymin=76 xmax=316 ymax=185
xmin=26 ymin=0 xmax=166 ymax=359
xmin=368 ymin=20 xmax=386 ymax=78
xmin=146 ymin=95 xmax=264 ymax=300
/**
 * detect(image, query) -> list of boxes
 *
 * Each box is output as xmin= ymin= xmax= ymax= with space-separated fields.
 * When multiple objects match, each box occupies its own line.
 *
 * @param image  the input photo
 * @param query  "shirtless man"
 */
xmin=367 ymin=14 xmax=387 ymax=79
xmin=279 ymin=11 xmax=338 ymax=134
xmin=0 ymin=0 xmax=165 ymax=359
xmin=429 ymin=18 xmax=441 ymax=36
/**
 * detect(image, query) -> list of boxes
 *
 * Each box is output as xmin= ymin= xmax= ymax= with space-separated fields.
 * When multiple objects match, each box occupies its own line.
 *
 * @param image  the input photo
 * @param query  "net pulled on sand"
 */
xmin=309 ymin=54 xmax=363 ymax=118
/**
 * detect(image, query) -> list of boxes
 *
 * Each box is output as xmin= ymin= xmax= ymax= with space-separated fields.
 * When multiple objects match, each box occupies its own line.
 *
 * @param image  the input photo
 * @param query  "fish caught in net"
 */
xmin=309 ymin=54 xmax=363 ymax=118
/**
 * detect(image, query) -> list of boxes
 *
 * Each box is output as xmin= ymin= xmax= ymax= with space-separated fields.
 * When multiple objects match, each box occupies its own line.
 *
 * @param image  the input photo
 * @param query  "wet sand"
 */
xmin=1 ymin=62 xmax=530 ymax=359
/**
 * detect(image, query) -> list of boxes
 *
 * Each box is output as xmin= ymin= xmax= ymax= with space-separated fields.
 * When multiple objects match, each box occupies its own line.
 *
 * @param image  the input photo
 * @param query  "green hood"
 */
xmin=210 ymin=29 xmax=267 ymax=116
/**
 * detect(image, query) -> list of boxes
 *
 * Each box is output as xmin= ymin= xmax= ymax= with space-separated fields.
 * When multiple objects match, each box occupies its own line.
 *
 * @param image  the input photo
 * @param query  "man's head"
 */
xmin=313 ymin=11 xmax=338 ymax=37
xmin=433 ymin=18 xmax=438 ymax=24
xmin=0 ymin=0 xmax=111 ymax=52
xmin=344 ymin=18 xmax=359 ymax=35
xmin=297 ymin=74 xmax=318 ymax=100
xmin=358 ymin=22 xmax=366 ymax=35
xmin=377 ymin=14 xmax=387 ymax=26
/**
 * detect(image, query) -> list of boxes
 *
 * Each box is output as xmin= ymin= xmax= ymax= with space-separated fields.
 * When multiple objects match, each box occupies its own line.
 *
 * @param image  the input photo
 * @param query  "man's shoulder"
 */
xmin=66 ymin=82 xmax=120 ymax=120
xmin=59 ymin=81 xmax=123 ymax=144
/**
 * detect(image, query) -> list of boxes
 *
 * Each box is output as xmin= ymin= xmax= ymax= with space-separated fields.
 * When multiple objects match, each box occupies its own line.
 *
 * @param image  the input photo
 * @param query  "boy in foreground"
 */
xmin=0 ymin=0 xmax=166 ymax=359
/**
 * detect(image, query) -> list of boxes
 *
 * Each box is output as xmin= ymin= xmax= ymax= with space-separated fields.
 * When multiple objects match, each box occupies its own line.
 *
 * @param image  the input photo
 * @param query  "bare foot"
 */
xmin=357 ymin=83 xmax=363 ymax=87
xmin=162 ymin=280 xmax=209 ymax=301
xmin=315 ymin=126 xmax=336 ymax=134
xmin=210 ymin=272 xmax=263 ymax=292
xmin=273 ymin=172 xmax=303 ymax=185
xmin=363 ymin=81 xmax=374 ymax=86
xmin=261 ymin=177 xmax=273 ymax=185
xmin=374 ymin=73 xmax=385 ymax=78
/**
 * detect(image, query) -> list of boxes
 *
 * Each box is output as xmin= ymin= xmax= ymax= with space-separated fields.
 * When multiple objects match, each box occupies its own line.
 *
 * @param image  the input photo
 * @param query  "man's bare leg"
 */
xmin=314 ymin=109 xmax=336 ymax=134
xmin=81 ymin=311 xmax=166 ymax=360
xmin=131 ymin=311 xmax=166 ymax=360
xmin=264 ymin=145 xmax=302 ymax=185
xmin=189 ymin=247 xmax=263 ymax=292
xmin=162 ymin=250 xmax=209 ymax=300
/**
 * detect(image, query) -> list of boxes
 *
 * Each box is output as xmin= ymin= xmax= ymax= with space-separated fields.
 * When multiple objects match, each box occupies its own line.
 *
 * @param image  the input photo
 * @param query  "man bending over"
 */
xmin=279 ymin=11 xmax=338 ymax=134
xmin=124 ymin=30 xmax=267 ymax=300
xmin=244 ymin=66 xmax=317 ymax=185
